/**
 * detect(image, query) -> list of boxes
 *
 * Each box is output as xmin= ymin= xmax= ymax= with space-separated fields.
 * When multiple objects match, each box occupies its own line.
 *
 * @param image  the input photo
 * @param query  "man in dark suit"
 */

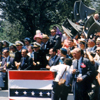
xmin=41 ymin=34 xmax=51 ymax=55
xmin=14 ymin=41 xmax=24 ymax=62
xmin=18 ymin=49 xmax=33 ymax=70
xmin=1 ymin=49 xmax=16 ymax=89
xmin=46 ymin=48 xmax=60 ymax=69
xmin=49 ymin=29 xmax=61 ymax=50
xmin=33 ymin=42 xmax=48 ymax=70
xmin=72 ymin=48 xmax=95 ymax=100
xmin=1 ymin=49 xmax=16 ymax=70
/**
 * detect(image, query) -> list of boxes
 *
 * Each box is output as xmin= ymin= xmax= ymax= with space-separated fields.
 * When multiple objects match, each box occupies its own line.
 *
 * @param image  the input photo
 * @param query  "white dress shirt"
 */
xmin=50 ymin=64 xmax=72 ymax=87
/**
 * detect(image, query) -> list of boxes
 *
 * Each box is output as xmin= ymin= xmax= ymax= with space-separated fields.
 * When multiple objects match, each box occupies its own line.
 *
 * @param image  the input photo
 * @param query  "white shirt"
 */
xmin=50 ymin=64 xmax=72 ymax=86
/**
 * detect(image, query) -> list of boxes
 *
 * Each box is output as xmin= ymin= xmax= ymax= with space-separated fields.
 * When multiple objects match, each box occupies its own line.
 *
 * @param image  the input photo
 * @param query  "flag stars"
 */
xmin=47 ymin=92 xmax=50 ymax=96
xmin=39 ymin=92 xmax=43 ymax=96
xmin=15 ymin=91 xmax=19 ymax=95
xmin=23 ymin=91 xmax=27 ymax=95
xmin=31 ymin=91 xmax=35 ymax=96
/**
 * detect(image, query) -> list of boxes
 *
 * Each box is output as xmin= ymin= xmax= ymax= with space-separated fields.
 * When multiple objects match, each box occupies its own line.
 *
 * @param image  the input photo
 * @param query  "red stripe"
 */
xmin=9 ymin=71 xmax=55 ymax=80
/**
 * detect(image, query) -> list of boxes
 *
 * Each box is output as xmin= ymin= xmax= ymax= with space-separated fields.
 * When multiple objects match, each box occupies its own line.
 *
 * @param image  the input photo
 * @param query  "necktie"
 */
xmin=22 ymin=58 xmax=25 ymax=66
xmin=42 ymin=43 xmax=46 ymax=49
xmin=5 ymin=58 xmax=7 ymax=66
xmin=77 ymin=60 xmax=78 ymax=69
xmin=75 ymin=60 xmax=79 ymax=78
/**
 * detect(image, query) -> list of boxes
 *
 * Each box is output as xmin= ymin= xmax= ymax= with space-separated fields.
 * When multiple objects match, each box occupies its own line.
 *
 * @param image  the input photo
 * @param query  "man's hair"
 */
xmin=80 ymin=41 xmax=85 ymax=45
xmin=64 ymin=58 xmax=72 ymax=66
xmin=21 ymin=49 xmax=28 ymax=53
xmin=28 ymin=45 xmax=33 ymax=50
xmin=3 ymin=49 xmax=9 ymax=53
xmin=52 ymin=48 xmax=57 ymax=53
xmin=68 ymin=39 xmax=73 ymax=42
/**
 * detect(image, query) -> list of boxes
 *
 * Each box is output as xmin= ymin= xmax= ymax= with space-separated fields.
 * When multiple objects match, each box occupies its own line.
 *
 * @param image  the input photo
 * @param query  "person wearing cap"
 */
xmin=15 ymin=40 xmax=24 ymax=52
xmin=23 ymin=37 xmax=32 ymax=50
xmin=41 ymin=34 xmax=51 ymax=54
xmin=32 ymin=42 xmax=47 ymax=70
xmin=71 ymin=48 xmax=95 ymax=100
xmin=14 ymin=41 xmax=24 ymax=65
xmin=49 ymin=29 xmax=61 ymax=50
xmin=59 ymin=48 xmax=71 ymax=64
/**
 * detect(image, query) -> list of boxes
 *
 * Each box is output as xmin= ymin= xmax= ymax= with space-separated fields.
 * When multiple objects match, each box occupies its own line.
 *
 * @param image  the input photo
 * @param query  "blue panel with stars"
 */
xmin=10 ymin=89 xmax=51 ymax=98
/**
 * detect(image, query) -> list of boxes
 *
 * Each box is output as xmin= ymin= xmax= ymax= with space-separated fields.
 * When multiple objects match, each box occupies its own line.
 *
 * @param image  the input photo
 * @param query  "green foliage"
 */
xmin=0 ymin=20 xmax=25 ymax=43
xmin=0 ymin=0 xmax=92 ymax=42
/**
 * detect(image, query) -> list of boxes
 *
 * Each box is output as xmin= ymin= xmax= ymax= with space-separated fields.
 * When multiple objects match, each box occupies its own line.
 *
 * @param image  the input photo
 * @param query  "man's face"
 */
xmin=88 ymin=39 xmax=95 ymax=47
xmin=33 ymin=47 xmax=40 ymax=52
xmin=68 ymin=41 xmax=73 ymax=47
xmin=74 ymin=50 xmax=81 ymax=60
xmin=50 ymin=29 xmax=56 ymax=36
xmin=96 ymin=48 xmax=100 ymax=56
xmin=24 ymin=40 xmax=29 ymax=45
xmin=36 ymin=38 xmax=42 ymax=44
xmin=3 ymin=50 xmax=9 ymax=57
xmin=16 ymin=45 xmax=22 ymax=51
xmin=49 ymin=49 xmax=55 ymax=57
xmin=21 ymin=50 xmax=27 ymax=57
xmin=42 ymin=38 xmax=48 ymax=43
xmin=96 ymin=42 xmax=100 ymax=47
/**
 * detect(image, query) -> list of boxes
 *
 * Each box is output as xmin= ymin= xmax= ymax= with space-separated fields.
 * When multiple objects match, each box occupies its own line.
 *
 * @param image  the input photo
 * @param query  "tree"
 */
xmin=0 ymin=0 xmax=78 ymax=36
xmin=0 ymin=0 xmax=92 ymax=42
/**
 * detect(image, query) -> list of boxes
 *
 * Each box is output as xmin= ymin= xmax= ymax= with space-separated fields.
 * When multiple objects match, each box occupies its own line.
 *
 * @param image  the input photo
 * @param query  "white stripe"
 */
xmin=9 ymin=97 xmax=51 ymax=100
xmin=9 ymin=80 xmax=53 ymax=89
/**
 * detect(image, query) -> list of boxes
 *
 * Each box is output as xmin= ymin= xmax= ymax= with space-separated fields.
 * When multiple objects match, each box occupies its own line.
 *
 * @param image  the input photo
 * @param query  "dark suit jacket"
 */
xmin=41 ymin=41 xmax=52 ymax=55
xmin=19 ymin=56 xmax=33 ymax=70
xmin=48 ymin=55 xmax=60 ymax=67
xmin=33 ymin=50 xmax=48 ymax=70
xmin=72 ymin=57 xmax=95 ymax=91
xmin=1 ymin=56 xmax=16 ymax=70
xmin=49 ymin=35 xmax=61 ymax=50
xmin=14 ymin=51 xmax=22 ymax=62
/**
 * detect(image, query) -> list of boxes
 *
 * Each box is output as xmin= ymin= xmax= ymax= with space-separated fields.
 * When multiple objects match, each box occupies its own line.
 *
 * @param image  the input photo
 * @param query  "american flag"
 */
xmin=8 ymin=71 xmax=55 ymax=100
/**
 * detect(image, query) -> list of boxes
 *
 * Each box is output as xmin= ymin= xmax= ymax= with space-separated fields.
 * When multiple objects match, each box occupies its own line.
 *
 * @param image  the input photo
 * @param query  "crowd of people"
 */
xmin=0 ymin=14 xmax=100 ymax=100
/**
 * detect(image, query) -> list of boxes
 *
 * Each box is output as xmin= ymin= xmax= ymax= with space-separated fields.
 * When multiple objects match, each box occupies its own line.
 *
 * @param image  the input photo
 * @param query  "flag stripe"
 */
xmin=9 ymin=71 xmax=55 ymax=80
xmin=9 ymin=71 xmax=54 ymax=100
xmin=9 ymin=80 xmax=53 ymax=89
xmin=9 ymin=97 xmax=51 ymax=100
